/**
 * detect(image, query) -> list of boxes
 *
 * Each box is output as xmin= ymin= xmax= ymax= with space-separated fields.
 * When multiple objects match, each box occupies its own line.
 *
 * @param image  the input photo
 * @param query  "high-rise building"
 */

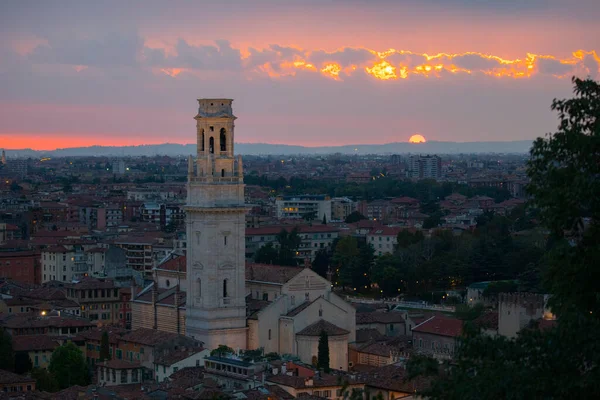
xmin=185 ymin=99 xmax=248 ymax=350
xmin=408 ymin=154 xmax=442 ymax=180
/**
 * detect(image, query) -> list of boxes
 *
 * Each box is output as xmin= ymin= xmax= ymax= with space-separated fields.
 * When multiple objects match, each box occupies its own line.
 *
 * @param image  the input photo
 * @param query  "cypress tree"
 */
xmin=317 ymin=330 xmax=330 ymax=373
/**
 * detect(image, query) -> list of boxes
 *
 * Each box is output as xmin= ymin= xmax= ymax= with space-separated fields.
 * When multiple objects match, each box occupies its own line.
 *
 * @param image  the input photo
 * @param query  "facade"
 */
xmin=203 ymin=356 xmax=266 ymax=391
xmin=245 ymin=225 xmax=340 ymax=261
xmin=65 ymin=278 xmax=130 ymax=327
xmin=331 ymin=197 xmax=357 ymax=222
xmin=412 ymin=315 xmax=463 ymax=360
xmin=275 ymin=195 xmax=332 ymax=222
xmin=0 ymin=250 xmax=40 ymax=285
xmin=246 ymin=265 xmax=355 ymax=371
xmin=13 ymin=335 xmax=60 ymax=369
xmin=97 ymin=360 xmax=143 ymax=387
xmin=0 ymin=370 xmax=36 ymax=393
xmin=498 ymin=293 xmax=549 ymax=338
xmin=366 ymin=227 xmax=415 ymax=256
xmin=408 ymin=155 xmax=442 ymax=180
xmin=185 ymin=98 xmax=248 ymax=350
xmin=113 ymin=236 xmax=156 ymax=273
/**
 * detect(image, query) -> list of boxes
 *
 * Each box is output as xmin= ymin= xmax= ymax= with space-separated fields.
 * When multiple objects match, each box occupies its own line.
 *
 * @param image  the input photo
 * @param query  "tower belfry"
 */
xmin=185 ymin=99 xmax=248 ymax=350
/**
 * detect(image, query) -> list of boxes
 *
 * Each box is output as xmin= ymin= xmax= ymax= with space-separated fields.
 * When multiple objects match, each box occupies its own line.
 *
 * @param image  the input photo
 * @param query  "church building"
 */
xmin=131 ymin=99 xmax=355 ymax=368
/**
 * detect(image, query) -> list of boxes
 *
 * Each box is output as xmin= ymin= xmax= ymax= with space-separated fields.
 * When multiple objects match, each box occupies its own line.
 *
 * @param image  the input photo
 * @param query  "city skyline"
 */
xmin=1 ymin=0 xmax=599 ymax=150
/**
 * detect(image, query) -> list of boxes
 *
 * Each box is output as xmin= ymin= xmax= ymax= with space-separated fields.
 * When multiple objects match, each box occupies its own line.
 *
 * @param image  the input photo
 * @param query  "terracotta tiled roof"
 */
xmin=0 ymin=369 xmax=36 ymax=384
xmin=247 ymin=298 xmax=271 ymax=319
xmin=245 ymin=264 xmax=303 ymax=284
xmin=363 ymin=364 xmax=431 ymax=394
xmin=157 ymin=255 xmax=186 ymax=272
xmin=76 ymin=327 xmax=128 ymax=344
xmin=164 ymin=366 xmax=204 ymax=389
xmin=268 ymin=373 xmax=359 ymax=389
xmin=100 ymin=359 xmax=141 ymax=369
xmin=120 ymin=328 xmax=187 ymax=347
xmin=13 ymin=335 xmax=60 ymax=352
xmin=356 ymin=311 xmax=405 ymax=324
xmin=285 ymin=299 xmax=315 ymax=317
xmin=68 ymin=278 xmax=115 ymax=290
xmin=355 ymin=328 xmax=384 ymax=343
xmin=155 ymin=348 xmax=205 ymax=366
xmin=412 ymin=315 xmax=463 ymax=338
xmin=246 ymin=225 xmax=339 ymax=236
xmin=296 ymin=319 xmax=349 ymax=337
xmin=0 ymin=314 xmax=95 ymax=330
xmin=390 ymin=196 xmax=419 ymax=205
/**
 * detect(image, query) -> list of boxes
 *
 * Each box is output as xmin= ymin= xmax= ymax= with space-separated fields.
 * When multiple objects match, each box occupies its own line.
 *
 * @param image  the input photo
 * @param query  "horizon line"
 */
xmin=1 ymin=139 xmax=535 ymax=152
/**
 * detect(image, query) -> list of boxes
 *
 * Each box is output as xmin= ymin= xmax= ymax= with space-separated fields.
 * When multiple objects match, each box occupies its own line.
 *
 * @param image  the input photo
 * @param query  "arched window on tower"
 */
xmin=201 ymin=129 xmax=205 ymax=152
xmin=221 ymin=169 xmax=225 ymax=177
xmin=223 ymin=279 xmax=228 ymax=298
xmin=209 ymin=137 xmax=214 ymax=154
xmin=220 ymin=128 xmax=226 ymax=152
xmin=197 ymin=278 xmax=201 ymax=297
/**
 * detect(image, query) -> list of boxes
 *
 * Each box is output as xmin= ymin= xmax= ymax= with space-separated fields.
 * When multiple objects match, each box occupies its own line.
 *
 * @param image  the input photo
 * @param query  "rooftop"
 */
xmin=246 ymin=264 xmax=303 ymax=285
xmin=296 ymin=319 xmax=349 ymax=337
xmin=412 ymin=315 xmax=464 ymax=338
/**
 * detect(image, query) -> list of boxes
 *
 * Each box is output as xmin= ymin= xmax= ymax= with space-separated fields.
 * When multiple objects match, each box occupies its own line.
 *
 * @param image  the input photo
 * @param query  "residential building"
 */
xmin=13 ymin=335 xmax=60 ymax=369
xmin=411 ymin=315 xmax=463 ymax=360
xmin=0 ymin=370 xmax=36 ymax=393
xmin=65 ymin=278 xmax=130 ymax=327
xmin=331 ymin=197 xmax=357 ymax=222
xmin=204 ymin=356 xmax=266 ymax=391
xmin=246 ymin=225 xmax=340 ymax=261
xmin=97 ymin=360 xmax=143 ymax=387
xmin=408 ymin=155 xmax=442 ymax=180
xmin=154 ymin=347 xmax=210 ymax=383
xmin=0 ymin=250 xmax=41 ymax=285
xmin=356 ymin=311 xmax=406 ymax=336
xmin=275 ymin=195 xmax=332 ymax=222
xmin=0 ymin=312 xmax=95 ymax=337
xmin=267 ymin=373 xmax=364 ymax=400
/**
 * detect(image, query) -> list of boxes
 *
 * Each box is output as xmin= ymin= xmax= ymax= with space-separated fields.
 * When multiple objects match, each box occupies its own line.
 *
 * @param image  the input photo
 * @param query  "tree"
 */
xmin=317 ymin=330 xmax=330 ymax=373
xmin=99 ymin=331 xmax=111 ymax=362
xmin=0 ymin=329 xmax=14 ymax=372
xmin=312 ymin=248 xmax=331 ymax=278
xmin=48 ymin=342 xmax=90 ymax=389
xmin=31 ymin=368 xmax=59 ymax=393
xmin=14 ymin=352 xmax=32 ymax=374
xmin=210 ymin=345 xmax=235 ymax=358
xmin=322 ymin=213 xmax=327 ymax=225
xmin=408 ymin=78 xmax=600 ymax=399
xmin=254 ymin=243 xmax=279 ymax=264
xmin=345 ymin=211 xmax=366 ymax=223
xmin=331 ymin=236 xmax=360 ymax=288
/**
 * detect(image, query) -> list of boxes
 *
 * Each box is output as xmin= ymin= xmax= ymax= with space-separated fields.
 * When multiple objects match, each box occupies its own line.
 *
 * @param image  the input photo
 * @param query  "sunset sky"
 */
xmin=1 ymin=0 xmax=599 ymax=150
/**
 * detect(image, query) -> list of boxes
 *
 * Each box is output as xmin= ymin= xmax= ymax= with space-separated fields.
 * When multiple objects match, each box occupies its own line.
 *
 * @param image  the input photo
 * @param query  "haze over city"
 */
xmin=1 ymin=0 xmax=599 ymax=150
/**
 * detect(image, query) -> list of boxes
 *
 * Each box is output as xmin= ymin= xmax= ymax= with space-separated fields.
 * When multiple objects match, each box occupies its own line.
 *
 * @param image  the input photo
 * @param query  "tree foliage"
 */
xmin=254 ymin=228 xmax=302 ymax=266
xmin=31 ymin=368 xmax=59 ymax=393
xmin=210 ymin=345 xmax=235 ymax=358
xmin=408 ymin=78 xmax=600 ymax=399
xmin=0 ymin=329 xmax=14 ymax=372
xmin=99 ymin=331 xmax=111 ymax=362
xmin=48 ymin=342 xmax=90 ymax=389
xmin=14 ymin=352 xmax=32 ymax=374
xmin=317 ymin=330 xmax=330 ymax=373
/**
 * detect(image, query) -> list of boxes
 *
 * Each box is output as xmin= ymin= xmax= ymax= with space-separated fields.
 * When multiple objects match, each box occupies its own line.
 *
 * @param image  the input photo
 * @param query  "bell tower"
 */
xmin=185 ymin=99 xmax=248 ymax=350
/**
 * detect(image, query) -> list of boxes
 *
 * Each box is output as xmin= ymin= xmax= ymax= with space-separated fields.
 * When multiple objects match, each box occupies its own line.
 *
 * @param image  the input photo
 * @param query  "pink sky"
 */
xmin=1 ymin=0 xmax=599 ymax=150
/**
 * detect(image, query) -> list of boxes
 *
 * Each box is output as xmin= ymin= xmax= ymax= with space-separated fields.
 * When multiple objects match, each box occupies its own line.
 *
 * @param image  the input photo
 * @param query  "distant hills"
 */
xmin=3 ymin=140 xmax=534 ymax=158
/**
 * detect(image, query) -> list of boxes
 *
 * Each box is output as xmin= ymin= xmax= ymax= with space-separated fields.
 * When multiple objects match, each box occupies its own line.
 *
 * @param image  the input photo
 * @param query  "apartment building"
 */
xmin=275 ymin=195 xmax=331 ymax=222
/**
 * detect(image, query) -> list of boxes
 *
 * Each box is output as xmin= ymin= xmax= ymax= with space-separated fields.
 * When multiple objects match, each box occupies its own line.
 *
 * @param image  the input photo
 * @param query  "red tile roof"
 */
xmin=246 ymin=264 xmax=303 ymax=284
xmin=412 ymin=315 xmax=463 ymax=338
xmin=13 ymin=335 xmax=60 ymax=352
xmin=100 ymin=359 xmax=141 ymax=369
xmin=297 ymin=319 xmax=349 ymax=337
xmin=356 ymin=311 xmax=405 ymax=324
xmin=157 ymin=256 xmax=186 ymax=272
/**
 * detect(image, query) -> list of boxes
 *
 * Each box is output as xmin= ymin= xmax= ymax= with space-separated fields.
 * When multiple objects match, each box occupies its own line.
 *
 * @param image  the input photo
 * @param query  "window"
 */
xmin=223 ymin=279 xmax=228 ymax=298
xmin=262 ymin=293 xmax=268 ymax=301
xmin=196 ymin=360 xmax=200 ymax=367
xmin=221 ymin=169 xmax=225 ymax=177
xmin=116 ymin=349 xmax=122 ymax=359
xmin=201 ymin=129 xmax=205 ymax=151
xmin=305 ymin=292 xmax=310 ymax=301
xmin=112 ymin=369 xmax=116 ymax=382
xmin=132 ymin=369 xmax=138 ymax=382
xmin=323 ymin=390 xmax=332 ymax=398
xmin=431 ymin=341 xmax=435 ymax=350
xmin=389 ymin=324 xmax=394 ymax=331
xmin=173 ymin=367 xmax=178 ymax=373
xmin=268 ymin=329 xmax=272 ymax=340
xmin=209 ymin=137 xmax=215 ymax=154
xmin=197 ymin=278 xmax=201 ymax=297
xmin=419 ymin=339 xmax=423 ymax=348
xmin=224 ymin=236 xmax=227 ymax=246
xmin=121 ymin=370 xmax=127 ymax=383
xmin=34 ymin=356 xmax=38 ymax=367
xmin=166 ymin=279 xmax=170 ymax=288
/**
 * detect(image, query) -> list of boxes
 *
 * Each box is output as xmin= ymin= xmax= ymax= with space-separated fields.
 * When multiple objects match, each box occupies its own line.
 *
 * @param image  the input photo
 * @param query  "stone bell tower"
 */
xmin=185 ymin=99 xmax=248 ymax=350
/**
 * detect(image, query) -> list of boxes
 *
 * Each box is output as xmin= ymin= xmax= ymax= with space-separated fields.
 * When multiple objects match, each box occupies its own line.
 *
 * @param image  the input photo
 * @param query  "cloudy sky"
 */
xmin=1 ymin=0 xmax=598 ymax=150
